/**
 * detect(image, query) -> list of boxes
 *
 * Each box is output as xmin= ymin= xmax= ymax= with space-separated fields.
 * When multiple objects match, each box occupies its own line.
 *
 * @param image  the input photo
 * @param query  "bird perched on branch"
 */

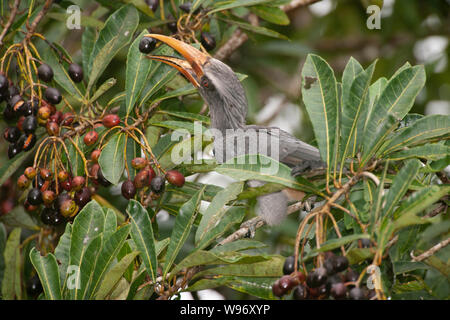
xmin=144 ymin=34 xmax=323 ymax=226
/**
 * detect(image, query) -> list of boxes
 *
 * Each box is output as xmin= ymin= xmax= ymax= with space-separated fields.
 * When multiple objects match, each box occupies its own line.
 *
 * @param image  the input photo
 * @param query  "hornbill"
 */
xmin=144 ymin=34 xmax=324 ymax=226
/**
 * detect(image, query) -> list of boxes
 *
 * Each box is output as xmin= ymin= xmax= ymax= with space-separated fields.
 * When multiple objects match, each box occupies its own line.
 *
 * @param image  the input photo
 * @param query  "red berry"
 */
xmin=61 ymin=112 xmax=74 ymax=126
xmin=279 ymin=275 xmax=295 ymax=292
xmin=40 ymin=168 xmax=53 ymax=181
xmin=42 ymin=190 xmax=56 ymax=205
xmin=134 ymin=170 xmax=150 ymax=189
xmin=46 ymin=121 xmax=60 ymax=136
xmin=131 ymin=157 xmax=148 ymax=170
xmin=102 ymin=114 xmax=120 ymax=128
xmin=84 ymin=130 xmax=98 ymax=146
xmin=272 ymin=280 xmax=284 ymax=298
xmin=91 ymin=150 xmax=101 ymax=163
xmin=17 ymin=174 xmax=30 ymax=190
xmin=58 ymin=171 xmax=69 ymax=182
xmin=165 ymin=170 xmax=185 ymax=187
xmin=24 ymin=167 xmax=37 ymax=179
xmin=71 ymin=176 xmax=85 ymax=191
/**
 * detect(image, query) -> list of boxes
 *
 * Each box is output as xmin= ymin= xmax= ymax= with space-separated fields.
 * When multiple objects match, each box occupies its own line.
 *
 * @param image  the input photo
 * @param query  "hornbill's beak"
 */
xmin=143 ymin=34 xmax=210 ymax=88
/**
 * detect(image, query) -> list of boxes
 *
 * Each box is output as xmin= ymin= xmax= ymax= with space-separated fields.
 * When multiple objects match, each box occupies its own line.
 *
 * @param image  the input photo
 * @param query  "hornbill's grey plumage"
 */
xmin=145 ymin=34 xmax=323 ymax=225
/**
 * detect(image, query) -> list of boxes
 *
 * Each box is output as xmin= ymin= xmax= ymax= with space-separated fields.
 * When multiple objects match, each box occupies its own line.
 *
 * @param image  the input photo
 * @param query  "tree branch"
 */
xmin=411 ymin=237 xmax=450 ymax=262
xmin=0 ymin=0 xmax=21 ymax=47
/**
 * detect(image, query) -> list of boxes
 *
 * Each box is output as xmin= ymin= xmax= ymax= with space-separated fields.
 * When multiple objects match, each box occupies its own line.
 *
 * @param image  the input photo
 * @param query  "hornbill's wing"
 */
xmin=246 ymin=125 xmax=323 ymax=168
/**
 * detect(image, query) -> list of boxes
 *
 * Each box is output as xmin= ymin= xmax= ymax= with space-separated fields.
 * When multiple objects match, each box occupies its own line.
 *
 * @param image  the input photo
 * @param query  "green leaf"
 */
xmin=0 ymin=145 xmax=35 ymax=186
xmin=87 ymin=5 xmax=139 ymax=91
xmin=1 ymin=228 xmax=21 ymax=300
xmin=164 ymin=187 xmax=205 ymax=277
xmin=103 ymin=208 xmax=118 ymax=240
xmin=127 ymin=200 xmax=157 ymax=281
xmin=99 ymin=133 xmax=126 ymax=185
xmin=382 ymin=159 xmax=421 ymax=219
xmin=211 ymin=239 xmax=268 ymax=254
xmin=362 ymin=65 xmax=426 ymax=164
xmin=29 ymin=248 xmax=62 ymax=300
xmin=54 ymin=223 xmax=72 ymax=287
xmin=220 ymin=18 xmax=288 ymax=39
xmin=301 ymin=54 xmax=338 ymax=179
xmin=249 ymin=6 xmax=289 ymax=25
xmin=210 ymin=0 xmax=274 ymax=14
xmin=94 ymin=251 xmax=139 ymax=300
xmin=67 ymin=200 xmax=105 ymax=299
xmin=340 ymin=60 xmax=376 ymax=166
xmin=125 ymin=30 xmax=153 ymax=116
xmin=196 ymin=182 xmax=244 ymax=245
xmin=89 ymin=78 xmax=117 ymax=103
xmin=196 ymin=207 xmax=246 ymax=250
xmin=82 ymin=27 xmax=97 ymax=75
xmin=0 ymin=223 xmax=6 ymax=289
xmin=383 ymin=115 xmax=450 ymax=154
xmin=216 ymin=154 xmax=320 ymax=195
xmin=386 ymin=144 xmax=450 ymax=161
xmin=87 ymin=224 xmax=131 ymax=299
xmin=365 ymin=77 xmax=388 ymax=129
xmin=0 ymin=205 xmax=39 ymax=230
xmin=312 ymin=234 xmax=370 ymax=253
xmin=157 ymin=110 xmax=210 ymax=124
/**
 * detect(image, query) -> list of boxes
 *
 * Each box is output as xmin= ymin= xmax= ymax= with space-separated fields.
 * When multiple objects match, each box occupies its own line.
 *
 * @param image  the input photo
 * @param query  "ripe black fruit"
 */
xmin=283 ymin=256 xmax=296 ymax=275
xmin=40 ymin=207 xmax=55 ymax=225
xmin=333 ymin=255 xmax=349 ymax=273
xmin=68 ymin=63 xmax=83 ymax=83
xmin=349 ymin=287 xmax=366 ymax=300
xmin=0 ymin=74 xmax=8 ymax=93
xmin=3 ymin=105 xmax=16 ymax=122
xmin=139 ymin=37 xmax=156 ymax=54
xmin=7 ymin=85 xmax=19 ymax=100
xmin=74 ymin=187 xmax=91 ymax=208
xmin=22 ymin=100 xmax=38 ymax=116
xmin=44 ymin=87 xmax=62 ymax=104
xmin=306 ymin=267 xmax=328 ymax=288
xmin=26 ymin=275 xmax=43 ymax=297
xmin=121 ymin=180 xmax=136 ymax=200
xmin=21 ymin=133 xmax=37 ymax=151
xmin=23 ymin=116 xmax=37 ymax=134
xmin=8 ymin=143 xmax=21 ymax=159
xmin=145 ymin=0 xmax=158 ymax=11
xmin=37 ymin=64 xmax=54 ymax=82
xmin=9 ymin=94 xmax=24 ymax=113
xmin=345 ymin=269 xmax=359 ymax=283
xmin=293 ymin=284 xmax=308 ymax=300
xmin=33 ymin=175 xmax=45 ymax=189
xmin=167 ymin=17 xmax=177 ymax=33
xmin=150 ymin=176 xmax=165 ymax=194
xmin=4 ymin=127 xmax=20 ymax=143
xmin=200 ymin=32 xmax=216 ymax=51
xmin=330 ymin=282 xmax=347 ymax=299
xmin=27 ymin=188 xmax=43 ymax=205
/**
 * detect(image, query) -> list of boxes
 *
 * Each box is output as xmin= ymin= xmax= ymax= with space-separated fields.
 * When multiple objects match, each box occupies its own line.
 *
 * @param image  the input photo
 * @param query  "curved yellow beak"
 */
xmin=143 ymin=34 xmax=210 ymax=87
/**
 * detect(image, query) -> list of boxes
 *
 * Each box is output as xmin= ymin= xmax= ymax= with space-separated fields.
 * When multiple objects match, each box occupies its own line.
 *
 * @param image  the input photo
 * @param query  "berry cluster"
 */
xmin=273 ymin=252 xmax=375 ymax=300
xmin=142 ymin=1 xmax=216 ymax=52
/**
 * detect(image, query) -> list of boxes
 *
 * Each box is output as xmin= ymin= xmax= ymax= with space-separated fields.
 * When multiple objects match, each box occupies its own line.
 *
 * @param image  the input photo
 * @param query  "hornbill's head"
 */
xmin=143 ymin=34 xmax=248 ymax=131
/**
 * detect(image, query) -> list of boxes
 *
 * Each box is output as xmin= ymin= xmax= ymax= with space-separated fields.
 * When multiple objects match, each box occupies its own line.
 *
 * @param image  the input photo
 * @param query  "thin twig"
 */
xmin=0 ymin=0 xmax=21 ymax=46
xmin=411 ymin=237 xmax=450 ymax=262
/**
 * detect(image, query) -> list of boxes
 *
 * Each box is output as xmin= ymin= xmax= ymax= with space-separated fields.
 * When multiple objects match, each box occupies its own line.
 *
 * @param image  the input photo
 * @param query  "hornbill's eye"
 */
xmin=200 ymin=76 xmax=212 ymax=89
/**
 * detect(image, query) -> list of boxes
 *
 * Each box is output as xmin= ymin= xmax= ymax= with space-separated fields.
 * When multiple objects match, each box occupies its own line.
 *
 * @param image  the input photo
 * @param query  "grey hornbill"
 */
xmin=144 ymin=34 xmax=323 ymax=226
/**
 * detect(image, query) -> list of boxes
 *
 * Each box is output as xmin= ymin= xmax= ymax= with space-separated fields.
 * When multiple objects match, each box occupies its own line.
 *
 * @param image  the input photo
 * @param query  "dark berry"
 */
xmin=121 ymin=180 xmax=136 ymax=200
xmin=349 ymin=287 xmax=366 ymax=300
xmin=333 ymin=256 xmax=349 ymax=273
xmin=345 ymin=269 xmax=359 ymax=283
xmin=165 ymin=170 xmax=185 ymax=187
xmin=23 ymin=115 xmax=37 ymax=134
xmin=27 ymin=188 xmax=43 ymax=205
xmin=323 ymin=257 xmax=336 ymax=275
xmin=283 ymin=256 xmax=296 ymax=275
xmin=102 ymin=114 xmax=120 ymax=128
xmin=40 ymin=207 xmax=55 ymax=225
xmin=272 ymin=280 xmax=284 ymax=297
xmin=306 ymin=267 xmax=328 ymax=288
xmin=22 ymin=100 xmax=38 ymax=117
xmin=3 ymin=105 xmax=16 ymax=122
xmin=8 ymin=143 xmax=21 ymax=159
xmin=74 ymin=187 xmax=91 ymax=208
xmin=318 ymin=283 xmax=330 ymax=297
xmin=24 ymin=201 xmax=38 ymax=213
xmin=293 ymin=284 xmax=308 ymax=300
xmin=139 ymin=37 xmax=156 ymax=54
xmin=9 ymin=94 xmax=25 ymax=113
xmin=278 ymin=275 xmax=295 ymax=292
xmin=359 ymin=238 xmax=372 ymax=248
xmin=68 ymin=63 xmax=83 ymax=83
xmin=150 ymin=176 xmax=165 ymax=194
xmin=330 ymin=282 xmax=347 ymax=299
xmin=37 ymin=64 xmax=54 ymax=82
xmin=3 ymin=127 xmax=20 ymax=143
xmin=97 ymin=168 xmax=111 ymax=187
xmin=84 ymin=130 xmax=98 ymax=146
xmin=44 ymin=87 xmax=62 ymax=105
xmin=167 ymin=15 xmax=178 ymax=33
xmin=33 ymin=176 xmax=45 ymax=189
xmin=200 ymin=32 xmax=216 ymax=51
xmin=51 ymin=213 xmax=65 ymax=225
xmin=0 ymin=74 xmax=8 ymax=93
xmin=27 ymin=275 xmax=43 ymax=297
xmin=294 ymin=271 xmax=306 ymax=283
xmin=145 ymin=0 xmax=158 ymax=11
xmin=7 ymin=85 xmax=19 ymax=100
